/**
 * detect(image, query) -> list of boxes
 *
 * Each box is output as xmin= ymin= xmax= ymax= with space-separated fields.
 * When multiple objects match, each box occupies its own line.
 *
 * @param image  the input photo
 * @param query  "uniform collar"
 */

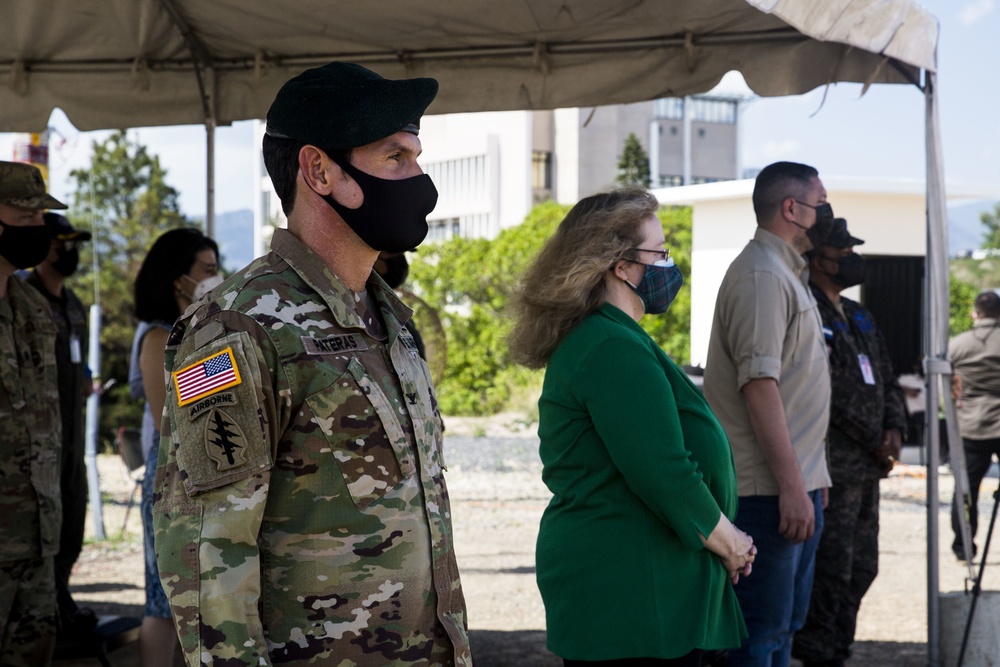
xmin=753 ymin=227 xmax=808 ymax=275
xmin=269 ymin=228 xmax=413 ymax=337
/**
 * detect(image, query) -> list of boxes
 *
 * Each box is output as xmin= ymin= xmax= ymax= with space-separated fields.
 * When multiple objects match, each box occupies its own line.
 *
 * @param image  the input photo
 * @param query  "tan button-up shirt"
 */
xmin=704 ymin=227 xmax=831 ymax=496
xmin=949 ymin=317 xmax=1000 ymax=440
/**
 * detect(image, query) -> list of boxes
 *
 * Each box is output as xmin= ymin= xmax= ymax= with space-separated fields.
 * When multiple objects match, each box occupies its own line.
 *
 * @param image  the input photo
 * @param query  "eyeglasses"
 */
xmin=59 ymin=240 xmax=84 ymax=251
xmin=631 ymin=247 xmax=670 ymax=263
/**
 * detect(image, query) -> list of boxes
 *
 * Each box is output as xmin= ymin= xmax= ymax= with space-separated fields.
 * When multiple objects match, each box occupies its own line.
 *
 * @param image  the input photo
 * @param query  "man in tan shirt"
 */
xmin=705 ymin=161 xmax=833 ymax=667
xmin=949 ymin=290 xmax=1000 ymax=562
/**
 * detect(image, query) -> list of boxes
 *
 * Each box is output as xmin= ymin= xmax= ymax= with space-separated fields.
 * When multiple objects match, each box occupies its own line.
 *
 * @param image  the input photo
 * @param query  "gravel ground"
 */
xmin=56 ymin=424 xmax=1000 ymax=666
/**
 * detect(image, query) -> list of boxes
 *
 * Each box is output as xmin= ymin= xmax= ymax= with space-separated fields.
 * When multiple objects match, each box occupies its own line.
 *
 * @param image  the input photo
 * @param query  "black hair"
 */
xmin=752 ymin=161 xmax=820 ymax=223
xmin=263 ymin=134 xmax=356 ymax=217
xmin=974 ymin=291 xmax=1000 ymax=319
xmin=134 ymin=227 xmax=219 ymax=324
xmin=262 ymin=134 xmax=306 ymax=216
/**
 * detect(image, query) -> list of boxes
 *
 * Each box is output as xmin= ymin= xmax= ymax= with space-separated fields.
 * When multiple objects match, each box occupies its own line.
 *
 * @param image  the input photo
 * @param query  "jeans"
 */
xmin=142 ymin=431 xmax=171 ymax=619
xmin=726 ymin=490 xmax=825 ymax=667
xmin=951 ymin=436 xmax=1000 ymax=559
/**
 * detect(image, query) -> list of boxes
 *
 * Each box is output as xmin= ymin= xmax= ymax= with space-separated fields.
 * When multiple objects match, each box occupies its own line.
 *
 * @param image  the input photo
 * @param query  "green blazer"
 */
xmin=536 ymin=303 xmax=746 ymax=660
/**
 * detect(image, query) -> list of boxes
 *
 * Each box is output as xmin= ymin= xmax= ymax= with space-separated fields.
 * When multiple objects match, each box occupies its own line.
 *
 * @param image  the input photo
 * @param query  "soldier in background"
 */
xmin=0 ymin=161 xmax=67 ymax=666
xmin=792 ymin=218 xmax=907 ymax=667
xmin=21 ymin=213 xmax=93 ymax=635
xmin=153 ymin=62 xmax=471 ymax=666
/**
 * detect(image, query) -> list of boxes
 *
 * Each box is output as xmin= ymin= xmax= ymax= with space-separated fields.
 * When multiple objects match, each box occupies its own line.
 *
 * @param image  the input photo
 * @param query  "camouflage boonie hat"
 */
xmin=0 ymin=161 xmax=68 ymax=210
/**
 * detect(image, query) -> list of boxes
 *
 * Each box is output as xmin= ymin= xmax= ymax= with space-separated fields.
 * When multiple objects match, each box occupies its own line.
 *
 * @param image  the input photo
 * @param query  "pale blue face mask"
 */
xmin=624 ymin=257 xmax=684 ymax=315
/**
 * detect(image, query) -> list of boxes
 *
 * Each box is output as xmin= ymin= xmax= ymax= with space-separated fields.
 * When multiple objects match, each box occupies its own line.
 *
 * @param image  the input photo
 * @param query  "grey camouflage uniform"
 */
xmin=793 ymin=289 xmax=907 ymax=666
xmin=0 ymin=275 xmax=61 ymax=666
xmin=153 ymin=228 xmax=470 ymax=667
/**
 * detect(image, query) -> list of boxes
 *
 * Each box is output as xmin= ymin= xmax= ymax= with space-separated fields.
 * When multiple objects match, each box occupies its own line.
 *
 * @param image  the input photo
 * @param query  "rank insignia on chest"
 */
xmin=173 ymin=347 xmax=242 ymax=406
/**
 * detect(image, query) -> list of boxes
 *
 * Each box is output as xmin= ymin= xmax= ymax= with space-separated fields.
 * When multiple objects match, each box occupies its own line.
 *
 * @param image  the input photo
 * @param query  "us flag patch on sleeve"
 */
xmin=173 ymin=347 xmax=242 ymax=406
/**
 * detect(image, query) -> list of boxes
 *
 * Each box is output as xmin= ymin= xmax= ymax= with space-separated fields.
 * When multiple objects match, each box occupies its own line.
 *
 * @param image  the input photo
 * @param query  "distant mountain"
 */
xmin=212 ymin=209 xmax=255 ymax=272
xmin=949 ymin=201 xmax=997 ymax=257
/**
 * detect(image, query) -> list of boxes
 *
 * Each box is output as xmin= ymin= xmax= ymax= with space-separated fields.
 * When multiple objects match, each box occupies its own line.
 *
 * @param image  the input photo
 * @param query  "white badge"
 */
xmin=70 ymin=335 xmax=82 ymax=364
xmin=858 ymin=354 xmax=876 ymax=385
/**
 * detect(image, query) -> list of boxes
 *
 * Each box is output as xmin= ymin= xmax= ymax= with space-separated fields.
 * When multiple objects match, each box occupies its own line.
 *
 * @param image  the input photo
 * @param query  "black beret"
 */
xmin=265 ymin=62 xmax=438 ymax=150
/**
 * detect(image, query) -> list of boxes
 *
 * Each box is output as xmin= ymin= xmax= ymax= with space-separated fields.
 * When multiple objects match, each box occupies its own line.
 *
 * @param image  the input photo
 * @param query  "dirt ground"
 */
xmin=56 ymin=421 xmax=999 ymax=667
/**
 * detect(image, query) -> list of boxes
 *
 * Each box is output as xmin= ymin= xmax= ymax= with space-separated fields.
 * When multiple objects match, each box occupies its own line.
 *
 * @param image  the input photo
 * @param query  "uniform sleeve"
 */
xmin=154 ymin=317 xmax=280 ymax=667
xmin=724 ymin=270 xmax=789 ymax=390
xmin=574 ymin=337 xmax=722 ymax=551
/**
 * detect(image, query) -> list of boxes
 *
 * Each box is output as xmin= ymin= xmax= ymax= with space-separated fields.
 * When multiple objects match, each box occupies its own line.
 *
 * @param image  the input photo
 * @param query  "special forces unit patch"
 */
xmin=173 ymin=347 xmax=242 ymax=406
xmin=204 ymin=408 xmax=248 ymax=471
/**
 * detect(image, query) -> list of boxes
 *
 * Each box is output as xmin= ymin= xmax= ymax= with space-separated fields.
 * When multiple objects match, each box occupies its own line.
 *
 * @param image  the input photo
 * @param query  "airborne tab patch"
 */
xmin=301 ymin=334 xmax=368 ymax=355
xmin=173 ymin=347 xmax=242 ymax=406
xmin=188 ymin=392 xmax=238 ymax=421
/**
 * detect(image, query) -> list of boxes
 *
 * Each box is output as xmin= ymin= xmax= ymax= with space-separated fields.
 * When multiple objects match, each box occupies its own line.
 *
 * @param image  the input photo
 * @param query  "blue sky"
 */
xmin=1 ymin=0 xmax=996 ymax=228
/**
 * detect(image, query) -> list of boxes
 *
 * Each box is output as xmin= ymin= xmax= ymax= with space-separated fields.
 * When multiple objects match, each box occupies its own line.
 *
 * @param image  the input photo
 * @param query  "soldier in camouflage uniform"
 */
xmin=0 ymin=161 xmax=67 ymax=666
xmin=792 ymin=219 xmax=907 ymax=667
xmin=153 ymin=62 xmax=471 ymax=667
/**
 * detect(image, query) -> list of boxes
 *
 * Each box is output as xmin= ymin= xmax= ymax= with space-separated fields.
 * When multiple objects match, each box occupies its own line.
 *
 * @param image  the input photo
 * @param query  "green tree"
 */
xmin=980 ymin=202 xmax=1000 ymax=249
xmin=950 ymin=273 xmax=979 ymax=336
xmin=410 ymin=202 xmax=568 ymax=414
xmin=409 ymin=202 xmax=694 ymax=415
xmin=616 ymin=133 xmax=651 ymax=188
xmin=70 ymin=131 xmax=194 ymax=447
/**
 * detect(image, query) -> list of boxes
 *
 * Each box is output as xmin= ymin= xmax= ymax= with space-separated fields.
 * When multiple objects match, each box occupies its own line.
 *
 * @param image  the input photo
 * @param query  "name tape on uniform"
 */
xmin=301 ymin=334 xmax=368 ymax=355
xmin=173 ymin=347 xmax=242 ymax=407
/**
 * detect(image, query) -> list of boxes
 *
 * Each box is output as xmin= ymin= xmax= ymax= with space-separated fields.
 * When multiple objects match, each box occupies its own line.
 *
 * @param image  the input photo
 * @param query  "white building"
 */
xmin=253 ymin=95 xmax=746 ymax=255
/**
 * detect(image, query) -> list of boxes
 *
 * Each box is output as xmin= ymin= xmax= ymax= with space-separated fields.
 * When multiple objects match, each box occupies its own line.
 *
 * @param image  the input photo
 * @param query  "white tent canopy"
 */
xmin=0 ymin=1 xmax=953 ymax=664
xmin=1 ymin=0 xmax=937 ymax=130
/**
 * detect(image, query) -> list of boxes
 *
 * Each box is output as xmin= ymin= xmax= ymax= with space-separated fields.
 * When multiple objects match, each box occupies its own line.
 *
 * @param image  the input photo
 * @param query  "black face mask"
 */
xmin=792 ymin=201 xmax=835 ymax=249
xmin=0 ymin=220 xmax=51 ymax=270
xmin=320 ymin=152 xmax=438 ymax=253
xmin=51 ymin=246 xmax=80 ymax=277
xmin=831 ymin=252 xmax=866 ymax=288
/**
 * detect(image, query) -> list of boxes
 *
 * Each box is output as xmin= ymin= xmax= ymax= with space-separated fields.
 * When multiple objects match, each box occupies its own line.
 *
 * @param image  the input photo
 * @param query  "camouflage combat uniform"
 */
xmin=793 ymin=289 xmax=907 ymax=667
xmin=0 ymin=276 xmax=62 ymax=666
xmin=153 ymin=229 xmax=470 ymax=667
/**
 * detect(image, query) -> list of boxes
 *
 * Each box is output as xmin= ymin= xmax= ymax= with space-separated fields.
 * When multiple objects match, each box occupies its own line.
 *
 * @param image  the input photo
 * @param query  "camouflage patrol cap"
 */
xmin=265 ymin=62 xmax=438 ymax=150
xmin=0 ymin=161 xmax=67 ymax=210
xmin=825 ymin=218 xmax=864 ymax=248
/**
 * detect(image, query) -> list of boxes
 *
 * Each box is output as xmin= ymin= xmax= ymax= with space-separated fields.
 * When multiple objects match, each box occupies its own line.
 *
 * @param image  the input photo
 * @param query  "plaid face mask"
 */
xmin=625 ymin=257 xmax=684 ymax=315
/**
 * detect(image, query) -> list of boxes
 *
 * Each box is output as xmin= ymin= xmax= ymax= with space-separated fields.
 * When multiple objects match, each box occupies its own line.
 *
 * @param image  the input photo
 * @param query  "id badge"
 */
xmin=70 ymin=335 xmax=82 ymax=364
xmin=858 ymin=354 xmax=876 ymax=385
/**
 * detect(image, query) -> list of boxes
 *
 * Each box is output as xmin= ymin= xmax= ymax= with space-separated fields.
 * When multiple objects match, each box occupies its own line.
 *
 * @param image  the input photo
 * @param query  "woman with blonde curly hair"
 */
xmin=510 ymin=188 xmax=754 ymax=666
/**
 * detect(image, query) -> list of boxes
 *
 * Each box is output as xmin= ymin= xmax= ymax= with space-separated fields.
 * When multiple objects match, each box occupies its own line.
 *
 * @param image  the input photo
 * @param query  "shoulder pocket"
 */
xmin=305 ymin=357 xmax=415 ymax=510
xmin=168 ymin=331 xmax=271 ymax=496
